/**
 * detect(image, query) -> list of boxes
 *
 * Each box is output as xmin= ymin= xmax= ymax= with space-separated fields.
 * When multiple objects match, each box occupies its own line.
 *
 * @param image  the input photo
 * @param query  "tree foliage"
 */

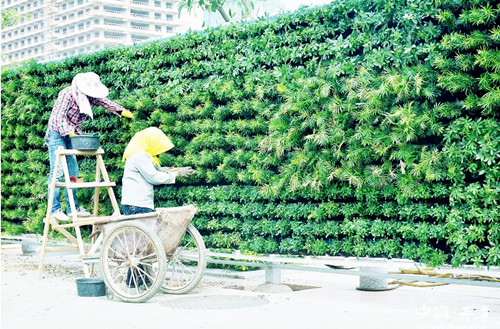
xmin=177 ymin=0 xmax=253 ymax=22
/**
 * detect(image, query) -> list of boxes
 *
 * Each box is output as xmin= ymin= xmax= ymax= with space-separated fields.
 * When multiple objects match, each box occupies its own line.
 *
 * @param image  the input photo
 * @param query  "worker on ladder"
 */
xmin=45 ymin=72 xmax=134 ymax=221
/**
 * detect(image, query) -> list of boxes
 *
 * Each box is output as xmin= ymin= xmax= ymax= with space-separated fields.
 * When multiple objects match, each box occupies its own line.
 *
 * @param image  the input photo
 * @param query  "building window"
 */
xmin=155 ymin=1 xmax=160 ymax=7
xmin=104 ymin=19 xmax=125 ymax=26
xmin=131 ymin=9 xmax=149 ymax=18
xmin=131 ymin=22 xmax=149 ymax=30
xmin=166 ymin=26 xmax=173 ymax=33
xmin=166 ymin=2 xmax=172 ymax=9
xmin=166 ymin=14 xmax=173 ymax=20
xmin=132 ymin=0 xmax=149 ymax=5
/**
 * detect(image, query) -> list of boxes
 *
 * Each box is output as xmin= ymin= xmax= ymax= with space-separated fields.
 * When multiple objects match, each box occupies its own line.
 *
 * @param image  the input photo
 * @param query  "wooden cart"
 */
xmin=39 ymin=147 xmax=206 ymax=302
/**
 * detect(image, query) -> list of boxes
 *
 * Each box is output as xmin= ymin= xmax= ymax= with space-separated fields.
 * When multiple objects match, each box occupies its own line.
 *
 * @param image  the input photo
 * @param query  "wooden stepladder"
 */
xmin=38 ymin=147 xmax=121 ymax=277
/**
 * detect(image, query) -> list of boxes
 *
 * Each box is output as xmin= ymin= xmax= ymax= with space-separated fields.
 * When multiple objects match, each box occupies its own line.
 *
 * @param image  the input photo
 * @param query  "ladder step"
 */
xmin=55 ymin=182 xmax=116 ymax=188
xmin=81 ymin=253 xmax=100 ymax=260
xmin=55 ymin=148 xmax=104 ymax=156
xmin=53 ymin=217 xmax=111 ymax=228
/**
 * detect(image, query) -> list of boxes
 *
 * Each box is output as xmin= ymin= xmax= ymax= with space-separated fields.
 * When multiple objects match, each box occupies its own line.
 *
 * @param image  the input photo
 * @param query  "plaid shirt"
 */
xmin=48 ymin=86 xmax=125 ymax=136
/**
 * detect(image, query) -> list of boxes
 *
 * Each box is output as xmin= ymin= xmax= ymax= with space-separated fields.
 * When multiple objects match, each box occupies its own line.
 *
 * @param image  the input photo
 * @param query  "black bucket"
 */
xmin=76 ymin=278 xmax=106 ymax=297
xmin=70 ymin=134 xmax=100 ymax=151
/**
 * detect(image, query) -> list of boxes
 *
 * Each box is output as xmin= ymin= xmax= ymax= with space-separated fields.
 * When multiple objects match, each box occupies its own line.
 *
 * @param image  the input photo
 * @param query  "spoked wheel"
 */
xmin=100 ymin=221 xmax=167 ymax=303
xmin=160 ymin=224 xmax=207 ymax=294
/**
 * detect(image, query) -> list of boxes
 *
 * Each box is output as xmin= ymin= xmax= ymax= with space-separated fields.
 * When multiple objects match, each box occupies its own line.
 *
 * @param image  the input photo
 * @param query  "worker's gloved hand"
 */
xmin=121 ymin=110 xmax=134 ymax=119
xmin=177 ymin=166 xmax=197 ymax=177
xmin=69 ymin=132 xmax=78 ymax=137
xmin=159 ymin=167 xmax=174 ymax=173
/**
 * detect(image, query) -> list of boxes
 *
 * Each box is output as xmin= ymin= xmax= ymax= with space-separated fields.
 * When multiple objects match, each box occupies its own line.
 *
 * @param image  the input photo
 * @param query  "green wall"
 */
xmin=2 ymin=0 xmax=499 ymax=266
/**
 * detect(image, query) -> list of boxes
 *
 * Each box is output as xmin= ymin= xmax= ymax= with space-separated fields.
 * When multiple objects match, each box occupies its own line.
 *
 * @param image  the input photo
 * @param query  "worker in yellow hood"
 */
xmin=121 ymin=127 xmax=196 ymax=215
xmin=123 ymin=127 xmax=174 ymax=167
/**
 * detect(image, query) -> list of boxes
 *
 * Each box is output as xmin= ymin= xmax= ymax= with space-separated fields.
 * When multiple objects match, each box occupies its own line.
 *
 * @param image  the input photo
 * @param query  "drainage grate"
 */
xmin=223 ymin=283 xmax=318 ymax=292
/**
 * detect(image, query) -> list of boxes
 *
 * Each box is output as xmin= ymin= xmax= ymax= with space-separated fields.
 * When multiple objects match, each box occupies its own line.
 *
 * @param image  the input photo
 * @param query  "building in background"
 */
xmin=1 ymin=0 xmax=331 ymax=66
xmin=1 ymin=0 xmax=188 ymax=65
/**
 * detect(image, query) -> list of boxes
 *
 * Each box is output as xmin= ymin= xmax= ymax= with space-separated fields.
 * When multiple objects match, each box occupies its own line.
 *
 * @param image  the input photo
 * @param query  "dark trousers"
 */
xmin=122 ymin=204 xmax=153 ymax=215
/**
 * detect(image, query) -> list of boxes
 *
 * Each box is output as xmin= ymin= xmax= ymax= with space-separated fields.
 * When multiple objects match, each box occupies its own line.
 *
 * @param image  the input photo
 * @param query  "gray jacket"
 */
xmin=121 ymin=151 xmax=176 ymax=209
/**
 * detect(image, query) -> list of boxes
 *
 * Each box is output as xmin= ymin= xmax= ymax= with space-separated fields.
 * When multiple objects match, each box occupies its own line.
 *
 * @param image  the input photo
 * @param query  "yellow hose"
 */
xmin=387 ymin=265 xmax=500 ymax=288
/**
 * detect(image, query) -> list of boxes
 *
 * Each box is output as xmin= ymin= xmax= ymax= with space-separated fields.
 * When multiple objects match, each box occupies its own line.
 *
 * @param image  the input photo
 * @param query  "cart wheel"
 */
xmin=100 ymin=221 xmax=167 ymax=303
xmin=160 ymin=224 xmax=207 ymax=294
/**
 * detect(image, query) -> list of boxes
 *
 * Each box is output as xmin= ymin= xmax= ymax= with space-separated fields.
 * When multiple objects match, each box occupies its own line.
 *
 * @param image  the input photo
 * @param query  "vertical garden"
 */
xmin=1 ymin=0 xmax=498 ymax=267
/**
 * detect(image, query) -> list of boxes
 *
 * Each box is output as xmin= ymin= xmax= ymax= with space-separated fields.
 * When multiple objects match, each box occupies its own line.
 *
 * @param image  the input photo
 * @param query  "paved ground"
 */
xmin=1 ymin=243 xmax=499 ymax=329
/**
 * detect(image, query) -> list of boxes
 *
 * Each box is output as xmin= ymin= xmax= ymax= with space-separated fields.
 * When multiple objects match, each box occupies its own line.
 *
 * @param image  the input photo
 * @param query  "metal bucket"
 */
xmin=76 ymin=278 xmax=106 ymax=297
xmin=70 ymin=134 xmax=100 ymax=151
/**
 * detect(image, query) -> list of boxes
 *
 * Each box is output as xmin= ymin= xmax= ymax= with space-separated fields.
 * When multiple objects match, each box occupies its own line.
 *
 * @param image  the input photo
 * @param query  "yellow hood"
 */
xmin=123 ymin=127 xmax=174 ymax=166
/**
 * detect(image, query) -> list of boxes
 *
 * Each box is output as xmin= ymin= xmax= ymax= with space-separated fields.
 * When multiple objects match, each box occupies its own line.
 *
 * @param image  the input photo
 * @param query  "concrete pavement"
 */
xmin=1 ymin=243 xmax=499 ymax=329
